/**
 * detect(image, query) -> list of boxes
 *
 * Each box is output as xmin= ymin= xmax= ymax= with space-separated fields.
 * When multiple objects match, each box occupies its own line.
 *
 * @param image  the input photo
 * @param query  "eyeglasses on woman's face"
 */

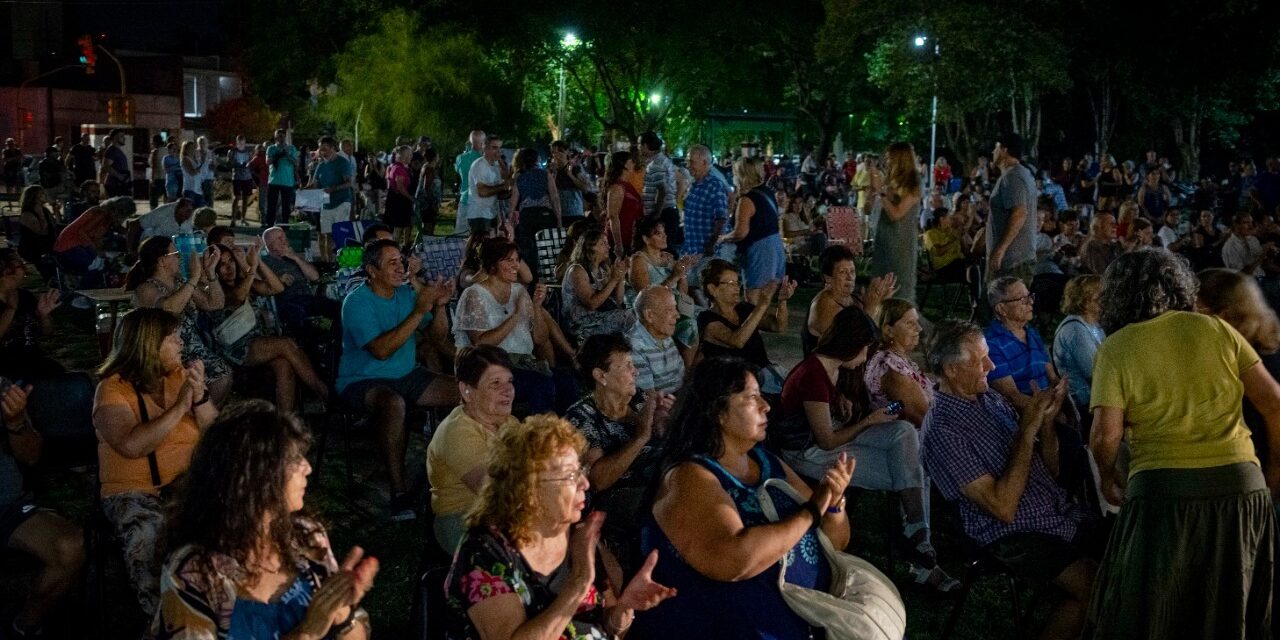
xmin=540 ymin=464 xmax=589 ymax=485
xmin=1000 ymin=292 xmax=1035 ymax=306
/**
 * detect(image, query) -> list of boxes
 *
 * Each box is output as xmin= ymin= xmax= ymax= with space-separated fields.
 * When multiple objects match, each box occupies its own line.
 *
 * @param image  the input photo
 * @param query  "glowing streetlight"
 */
xmin=557 ymin=32 xmax=581 ymax=137
xmin=914 ymin=35 xmax=927 ymax=48
xmin=914 ymin=34 xmax=939 ymax=190
xmin=649 ymin=93 xmax=663 ymax=106
xmin=562 ymin=32 xmax=580 ymax=48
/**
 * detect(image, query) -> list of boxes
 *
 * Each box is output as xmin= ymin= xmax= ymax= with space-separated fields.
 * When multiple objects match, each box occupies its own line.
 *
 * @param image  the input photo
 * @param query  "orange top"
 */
xmin=95 ymin=370 xmax=202 ymax=497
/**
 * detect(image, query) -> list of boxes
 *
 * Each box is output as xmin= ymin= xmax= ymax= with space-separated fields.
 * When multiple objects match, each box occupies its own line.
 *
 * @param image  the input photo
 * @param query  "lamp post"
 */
xmin=914 ymin=35 xmax=939 ymax=190
xmin=557 ymin=32 xmax=580 ymax=139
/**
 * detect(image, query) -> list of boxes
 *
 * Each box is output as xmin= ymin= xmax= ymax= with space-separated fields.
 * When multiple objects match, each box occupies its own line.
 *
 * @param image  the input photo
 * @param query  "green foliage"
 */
xmin=203 ymin=96 xmax=280 ymax=144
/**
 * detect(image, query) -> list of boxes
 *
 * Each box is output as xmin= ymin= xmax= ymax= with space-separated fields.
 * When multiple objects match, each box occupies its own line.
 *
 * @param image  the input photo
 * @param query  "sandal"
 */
xmin=909 ymin=562 xmax=962 ymax=594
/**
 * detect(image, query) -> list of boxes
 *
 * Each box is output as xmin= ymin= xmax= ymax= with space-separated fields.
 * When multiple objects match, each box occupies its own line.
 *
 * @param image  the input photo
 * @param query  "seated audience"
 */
xmin=337 ymin=239 xmax=459 ymax=520
xmin=1222 ymin=212 xmax=1266 ymax=275
xmin=128 ymin=236 xmax=233 ymax=406
xmin=1196 ymin=267 xmax=1280 ymax=469
xmin=212 ymin=240 xmax=328 ymax=413
xmin=697 ymin=259 xmax=794 ymax=392
xmin=804 ymin=244 xmax=895 ymax=355
xmin=1157 ymin=208 xmax=1187 ymax=252
xmin=780 ymin=306 xmax=956 ymax=591
xmin=1052 ymin=208 xmax=1085 ymax=252
xmin=454 ymin=237 xmax=576 ymax=414
xmin=984 ymin=276 xmax=1054 ymax=413
xmin=628 ymin=286 xmax=687 ymax=395
xmin=1087 ymin=250 xmax=1280 ymax=637
xmin=865 ymin=299 xmax=931 ymax=428
xmin=565 ymin=333 xmax=674 ymax=568
xmin=1189 ymin=209 xmax=1227 ymax=269
xmin=426 ymin=345 xmax=519 ymax=554
xmin=92 ymin=308 xmax=218 ymax=615
xmin=0 ymin=249 xmax=63 ymax=379
xmin=778 ymin=188 xmax=824 ymax=257
xmin=16 ymin=185 xmax=58 ymax=280
xmin=921 ymin=207 xmax=969 ymax=282
xmin=633 ymin=357 xmax=852 ymax=638
xmin=1079 ymin=213 xmax=1121 ymax=275
xmin=1 ymin=380 xmax=86 ymax=639
xmin=62 ymin=179 xmax=102 ymax=224
xmin=261 ymin=225 xmax=340 ymax=331
xmin=561 ymin=225 xmax=635 ymax=341
xmin=628 ymin=217 xmax=701 ymax=345
xmin=921 ymin=320 xmax=1096 ymax=640
xmin=147 ymin=401 xmax=378 ymax=639
xmin=446 ymin=415 xmax=675 ymax=639
xmin=456 ymin=221 xmax=531 ymax=294
xmin=1052 ymin=275 xmax=1104 ymax=415
xmin=127 ymin=198 xmax=195 ymax=254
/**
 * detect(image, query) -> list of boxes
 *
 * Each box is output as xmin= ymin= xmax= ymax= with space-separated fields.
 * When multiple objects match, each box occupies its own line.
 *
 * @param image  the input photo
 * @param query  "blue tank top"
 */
xmin=631 ymin=445 xmax=830 ymax=639
xmin=741 ymin=186 xmax=781 ymax=251
xmin=227 ymin=573 xmax=316 ymax=639
xmin=516 ymin=167 xmax=552 ymax=210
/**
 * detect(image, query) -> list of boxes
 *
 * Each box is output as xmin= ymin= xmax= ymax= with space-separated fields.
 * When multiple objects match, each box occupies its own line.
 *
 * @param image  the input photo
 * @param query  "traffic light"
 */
xmin=78 ymin=35 xmax=96 ymax=74
xmin=106 ymin=96 xmax=135 ymax=125
xmin=20 ymin=109 xmax=33 ymax=130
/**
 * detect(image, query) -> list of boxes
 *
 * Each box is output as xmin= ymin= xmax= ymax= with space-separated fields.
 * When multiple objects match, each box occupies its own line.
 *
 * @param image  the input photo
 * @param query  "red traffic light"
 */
xmin=77 ymin=35 xmax=96 ymax=74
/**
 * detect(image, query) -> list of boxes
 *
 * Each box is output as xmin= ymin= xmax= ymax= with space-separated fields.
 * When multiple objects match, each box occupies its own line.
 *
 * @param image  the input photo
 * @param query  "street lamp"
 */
xmin=557 ymin=32 xmax=580 ymax=139
xmin=914 ymin=34 xmax=939 ymax=190
xmin=649 ymin=93 xmax=663 ymax=106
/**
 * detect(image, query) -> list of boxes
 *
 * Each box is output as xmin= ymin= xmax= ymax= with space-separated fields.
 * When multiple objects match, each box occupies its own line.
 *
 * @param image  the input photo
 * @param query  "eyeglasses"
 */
xmin=714 ymin=279 xmax=740 ymax=288
xmin=164 ymin=250 xmax=182 ymax=258
xmin=540 ymin=464 xmax=589 ymax=485
xmin=1000 ymin=292 xmax=1036 ymax=306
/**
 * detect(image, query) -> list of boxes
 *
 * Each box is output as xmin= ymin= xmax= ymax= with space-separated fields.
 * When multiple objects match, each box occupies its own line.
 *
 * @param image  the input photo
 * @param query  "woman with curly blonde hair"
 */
xmin=444 ymin=415 xmax=676 ymax=640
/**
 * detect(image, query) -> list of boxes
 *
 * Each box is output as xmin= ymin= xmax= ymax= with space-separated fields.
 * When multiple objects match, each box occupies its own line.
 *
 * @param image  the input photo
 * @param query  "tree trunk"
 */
xmin=1172 ymin=91 xmax=1203 ymax=180
xmin=1087 ymin=77 xmax=1117 ymax=157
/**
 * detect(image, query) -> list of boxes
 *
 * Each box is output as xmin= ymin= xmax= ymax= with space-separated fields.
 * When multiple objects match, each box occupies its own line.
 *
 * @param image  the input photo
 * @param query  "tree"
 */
xmin=203 ymin=96 xmax=280 ymax=143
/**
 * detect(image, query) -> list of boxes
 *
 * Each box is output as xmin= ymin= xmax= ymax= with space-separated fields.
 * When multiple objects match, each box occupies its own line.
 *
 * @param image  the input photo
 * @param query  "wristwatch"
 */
xmin=827 ymin=495 xmax=847 ymax=515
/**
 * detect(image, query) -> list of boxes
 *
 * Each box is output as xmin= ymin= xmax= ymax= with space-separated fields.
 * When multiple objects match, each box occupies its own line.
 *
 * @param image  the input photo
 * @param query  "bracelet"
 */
xmin=826 ymin=495 xmax=847 ymax=514
xmin=333 ymin=607 xmax=368 ymax=637
xmin=193 ymin=391 xmax=210 ymax=407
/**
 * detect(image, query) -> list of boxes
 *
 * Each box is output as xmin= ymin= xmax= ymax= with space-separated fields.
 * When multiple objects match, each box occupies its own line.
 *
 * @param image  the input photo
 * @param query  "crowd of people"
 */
xmin=3 ymin=123 xmax=1280 ymax=640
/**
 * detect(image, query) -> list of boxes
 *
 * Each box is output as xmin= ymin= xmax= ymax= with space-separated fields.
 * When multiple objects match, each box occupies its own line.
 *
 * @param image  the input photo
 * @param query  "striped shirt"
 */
xmin=627 ymin=322 xmax=685 ymax=394
xmin=921 ymin=389 xmax=1085 ymax=546
xmin=643 ymin=152 xmax=677 ymax=214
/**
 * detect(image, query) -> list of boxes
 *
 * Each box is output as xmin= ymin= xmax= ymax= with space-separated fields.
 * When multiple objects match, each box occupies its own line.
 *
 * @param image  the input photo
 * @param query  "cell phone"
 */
xmin=885 ymin=401 xmax=903 ymax=415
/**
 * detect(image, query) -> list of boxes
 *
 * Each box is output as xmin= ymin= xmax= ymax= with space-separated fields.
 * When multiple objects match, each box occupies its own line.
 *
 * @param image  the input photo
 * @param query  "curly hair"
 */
xmin=1099 ymin=249 xmax=1197 ymax=335
xmin=165 ymin=400 xmax=313 ymax=582
xmin=1060 ymin=275 xmax=1102 ymax=316
xmin=466 ymin=415 xmax=586 ymax=547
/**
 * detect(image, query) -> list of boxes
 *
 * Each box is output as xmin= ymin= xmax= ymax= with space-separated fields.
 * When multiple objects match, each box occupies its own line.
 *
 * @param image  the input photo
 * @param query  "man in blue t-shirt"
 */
xmin=337 ymin=239 xmax=458 ymax=520
xmin=307 ymin=135 xmax=353 ymax=262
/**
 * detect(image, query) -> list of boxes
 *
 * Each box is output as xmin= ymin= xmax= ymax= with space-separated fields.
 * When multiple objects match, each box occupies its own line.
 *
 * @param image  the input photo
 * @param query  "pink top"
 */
xmin=386 ymin=162 xmax=411 ymax=193
xmin=864 ymin=348 xmax=933 ymax=408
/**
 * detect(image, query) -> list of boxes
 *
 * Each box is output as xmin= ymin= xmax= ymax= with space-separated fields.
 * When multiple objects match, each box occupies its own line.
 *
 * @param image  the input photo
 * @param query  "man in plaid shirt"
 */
xmin=681 ymin=145 xmax=730 ymax=291
xmin=921 ymin=321 xmax=1099 ymax=639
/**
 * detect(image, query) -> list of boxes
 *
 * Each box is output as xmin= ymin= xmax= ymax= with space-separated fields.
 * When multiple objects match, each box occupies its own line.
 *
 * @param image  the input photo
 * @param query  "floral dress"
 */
xmin=138 ymin=277 xmax=231 ymax=382
xmin=864 ymin=348 xmax=934 ymax=410
xmin=445 ymin=526 xmax=611 ymax=640
xmin=560 ymin=264 xmax=635 ymax=343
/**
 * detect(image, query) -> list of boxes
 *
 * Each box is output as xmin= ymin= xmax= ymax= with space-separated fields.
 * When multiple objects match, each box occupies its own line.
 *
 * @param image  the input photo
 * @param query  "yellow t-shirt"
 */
xmin=1091 ymin=311 xmax=1260 ymax=477
xmin=922 ymin=228 xmax=962 ymax=269
xmin=426 ymin=405 xmax=518 ymax=516
xmin=854 ymin=168 xmax=871 ymax=210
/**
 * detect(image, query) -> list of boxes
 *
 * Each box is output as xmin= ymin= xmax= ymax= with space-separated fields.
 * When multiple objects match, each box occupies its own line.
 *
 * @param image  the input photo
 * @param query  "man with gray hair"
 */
xmin=681 ymin=144 xmax=731 ymax=294
xmin=628 ymin=285 xmax=685 ymax=395
xmin=453 ymin=130 xmax=485 ymax=235
xmin=921 ymin=320 xmax=1097 ymax=640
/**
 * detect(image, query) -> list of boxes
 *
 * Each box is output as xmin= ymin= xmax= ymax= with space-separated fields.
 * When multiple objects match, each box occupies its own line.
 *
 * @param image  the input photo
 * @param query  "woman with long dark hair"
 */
xmin=16 ymin=185 xmax=58 ymax=278
xmin=605 ymin=151 xmax=643 ymax=253
xmin=870 ymin=142 xmax=922 ymax=304
xmin=148 ymin=401 xmax=378 ymax=639
xmin=560 ymin=225 xmax=634 ymax=342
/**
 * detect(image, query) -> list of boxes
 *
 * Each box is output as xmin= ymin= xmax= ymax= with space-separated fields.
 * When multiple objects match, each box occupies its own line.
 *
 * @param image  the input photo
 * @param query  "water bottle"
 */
xmin=172 ymin=231 xmax=208 ymax=280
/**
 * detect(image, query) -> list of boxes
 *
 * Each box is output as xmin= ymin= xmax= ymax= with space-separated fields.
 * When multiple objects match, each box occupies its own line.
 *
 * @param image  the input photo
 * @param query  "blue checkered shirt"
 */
xmin=985 ymin=322 xmax=1052 ymax=394
xmin=921 ymin=389 xmax=1084 ymax=546
xmin=682 ymin=174 xmax=729 ymax=256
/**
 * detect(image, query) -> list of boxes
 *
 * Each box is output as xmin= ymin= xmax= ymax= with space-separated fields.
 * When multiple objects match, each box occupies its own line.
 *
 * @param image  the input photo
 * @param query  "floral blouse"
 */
xmin=864 ymin=348 xmax=934 ymax=408
xmin=446 ymin=526 xmax=610 ymax=640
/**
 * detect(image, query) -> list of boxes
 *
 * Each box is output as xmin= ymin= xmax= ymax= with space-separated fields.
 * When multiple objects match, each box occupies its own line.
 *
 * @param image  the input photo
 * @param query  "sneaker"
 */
xmin=390 ymin=492 xmax=417 ymax=522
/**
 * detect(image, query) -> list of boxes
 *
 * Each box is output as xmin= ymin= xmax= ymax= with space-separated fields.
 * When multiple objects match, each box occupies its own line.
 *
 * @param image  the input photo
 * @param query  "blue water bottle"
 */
xmin=173 ymin=231 xmax=208 ymax=280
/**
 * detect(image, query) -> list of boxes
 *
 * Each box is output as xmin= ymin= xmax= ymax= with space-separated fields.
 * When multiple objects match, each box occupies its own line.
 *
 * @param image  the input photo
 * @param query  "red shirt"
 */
xmin=248 ymin=154 xmax=268 ymax=186
xmin=612 ymin=180 xmax=644 ymax=252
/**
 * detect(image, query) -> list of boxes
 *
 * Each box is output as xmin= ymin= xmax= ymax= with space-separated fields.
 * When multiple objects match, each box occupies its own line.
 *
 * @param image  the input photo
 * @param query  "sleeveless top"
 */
xmin=871 ymin=194 xmax=920 ymax=304
xmin=741 ymin=186 xmax=781 ymax=252
xmin=633 ymin=446 xmax=830 ymax=639
xmin=612 ymin=180 xmax=644 ymax=251
xmin=515 ymin=168 xmax=553 ymax=210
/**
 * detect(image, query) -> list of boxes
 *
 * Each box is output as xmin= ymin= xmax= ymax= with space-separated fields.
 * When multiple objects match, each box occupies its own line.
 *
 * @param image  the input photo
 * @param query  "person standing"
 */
xmin=147 ymin=135 xmax=165 ymax=209
xmin=870 ymin=142 xmax=923 ymax=304
xmin=985 ymin=133 xmax=1038 ymax=282
xmin=179 ymin=141 xmax=203 ymax=206
xmin=383 ymin=146 xmax=415 ymax=245
xmin=466 ymin=135 xmax=509 ymax=236
xmin=641 ymin=131 xmax=682 ymax=254
xmin=681 ymin=145 xmax=730 ymax=294
xmin=102 ymin=129 xmax=132 ymax=198
xmin=452 ymin=130 xmax=485 ymax=235
xmin=162 ymin=142 xmax=182 ymax=203
xmin=195 ymin=136 xmax=215 ymax=209
xmin=307 ymin=136 xmax=353 ymax=263
xmin=68 ymin=134 xmax=97 ymax=188
xmin=265 ymin=129 xmax=299 ymax=227
xmin=229 ymin=135 xmax=254 ymax=227
xmin=717 ymin=156 xmax=786 ymax=305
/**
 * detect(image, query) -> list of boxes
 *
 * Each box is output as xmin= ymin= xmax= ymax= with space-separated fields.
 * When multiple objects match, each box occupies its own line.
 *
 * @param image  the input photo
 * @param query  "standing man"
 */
xmin=195 ymin=136 xmax=216 ymax=209
xmin=229 ymin=135 xmax=255 ymax=227
xmin=162 ymin=141 xmax=182 ymax=203
xmin=641 ymin=131 xmax=681 ymax=254
xmin=452 ymin=130 xmax=485 ymax=235
xmin=682 ymin=144 xmax=730 ymax=296
xmin=264 ymin=129 xmax=299 ymax=227
xmin=986 ymin=133 xmax=1037 ymax=282
xmin=2 ymin=138 xmax=22 ymax=198
xmin=306 ymin=136 xmax=353 ymax=262
xmin=466 ymin=135 xmax=509 ymax=236
xmin=101 ymin=129 xmax=132 ymax=198
xmin=67 ymin=134 xmax=97 ymax=188
xmin=339 ymin=138 xmax=359 ymax=217
xmin=147 ymin=135 xmax=166 ymax=209
xmin=550 ymin=140 xmax=590 ymax=226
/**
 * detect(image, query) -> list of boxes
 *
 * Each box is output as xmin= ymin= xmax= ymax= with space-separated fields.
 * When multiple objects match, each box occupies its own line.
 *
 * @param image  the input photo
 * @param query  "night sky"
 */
xmin=64 ymin=0 xmax=226 ymax=55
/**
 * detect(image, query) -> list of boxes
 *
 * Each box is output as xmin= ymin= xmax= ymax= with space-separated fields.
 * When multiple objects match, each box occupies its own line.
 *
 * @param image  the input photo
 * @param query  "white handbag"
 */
xmin=757 ymin=478 xmax=908 ymax=640
xmin=212 ymin=302 xmax=259 ymax=347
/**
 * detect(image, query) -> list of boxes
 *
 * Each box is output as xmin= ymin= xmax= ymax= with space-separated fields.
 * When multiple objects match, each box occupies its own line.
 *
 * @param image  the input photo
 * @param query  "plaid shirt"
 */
xmin=985 ymin=322 xmax=1051 ymax=394
xmin=921 ymin=389 xmax=1085 ymax=546
xmin=681 ymin=174 xmax=729 ymax=256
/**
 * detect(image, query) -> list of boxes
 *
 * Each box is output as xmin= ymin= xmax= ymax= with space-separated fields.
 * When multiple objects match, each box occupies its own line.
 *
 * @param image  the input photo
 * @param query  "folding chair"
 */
xmin=534 ymin=227 xmax=567 ymax=283
xmin=331 ymin=220 xmax=366 ymax=249
xmin=825 ymin=206 xmax=863 ymax=253
xmin=414 ymin=235 xmax=467 ymax=283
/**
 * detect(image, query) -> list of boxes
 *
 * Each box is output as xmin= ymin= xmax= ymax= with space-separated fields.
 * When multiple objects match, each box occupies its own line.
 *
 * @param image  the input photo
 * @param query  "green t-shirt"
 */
xmin=1091 ymin=310 xmax=1260 ymax=477
xmin=266 ymin=143 xmax=299 ymax=187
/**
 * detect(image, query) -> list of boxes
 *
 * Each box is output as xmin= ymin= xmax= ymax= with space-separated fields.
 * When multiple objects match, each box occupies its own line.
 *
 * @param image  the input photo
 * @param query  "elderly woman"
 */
xmin=561 ymin=225 xmax=635 ymax=342
xmin=1196 ymin=268 xmax=1280 ymax=470
xmin=716 ymin=156 xmax=786 ymax=305
xmin=92 ymin=307 xmax=218 ymax=615
xmin=148 ymin=402 xmax=378 ymax=640
xmin=780 ymin=306 xmax=956 ymax=592
xmin=1087 ymin=250 xmax=1280 ymax=638
xmin=445 ymin=415 xmax=676 ymax=639
xmin=384 ymin=145 xmax=416 ymax=245
xmin=804 ymin=244 xmax=895 ymax=355
xmin=565 ymin=333 xmax=673 ymax=569
xmin=127 ymin=235 xmax=233 ymax=407
xmin=1052 ymin=275 xmax=1105 ymax=415
xmin=869 ymin=142 xmax=923 ymax=304
xmin=865 ymin=299 xmax=932 ymax=428
xmin=455 ymin=237 xmax=577 ymax=413
xmin=212 ymin=240 xmax=328 ymax=413
xmin=697 ymin=258 xmax=794 ymax=392
xmin=632 ymin=357 xmax=854 ymax=637
xmin=628 ymin=217 xmax=700 ymax=345
xmin=985 ymin=276 xmax=1056 ymax=413
xmin=426 ymin=345 xmax=520 ymax=553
